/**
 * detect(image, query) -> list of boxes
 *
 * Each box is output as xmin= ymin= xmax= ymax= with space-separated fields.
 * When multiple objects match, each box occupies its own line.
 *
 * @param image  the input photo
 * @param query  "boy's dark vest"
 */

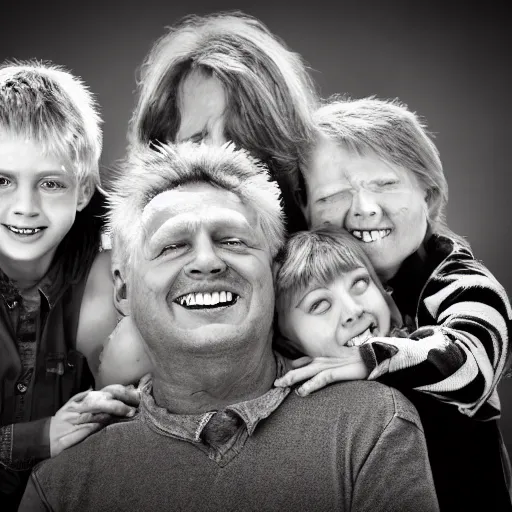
xmin=0 ymin=261 xmax=95 ymax=427
xmin=0 ymin=196 xmax=102 ymax=505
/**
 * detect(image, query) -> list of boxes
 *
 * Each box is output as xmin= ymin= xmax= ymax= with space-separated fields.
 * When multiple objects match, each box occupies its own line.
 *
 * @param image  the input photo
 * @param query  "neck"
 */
xmin=151 ymin=332 xmax=277 ymax=414
xmin=0 ymin=252 xmax=55 ymax=290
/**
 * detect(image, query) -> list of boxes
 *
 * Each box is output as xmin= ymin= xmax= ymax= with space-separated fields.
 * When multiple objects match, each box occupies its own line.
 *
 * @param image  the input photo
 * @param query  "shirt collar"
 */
xmin=138 ymin=352 xmax=291 ymax=443
xmin=0 ymin=222 xmax=99 ymax=309
xmin=0 ymin=257 xmax=64 ymax=309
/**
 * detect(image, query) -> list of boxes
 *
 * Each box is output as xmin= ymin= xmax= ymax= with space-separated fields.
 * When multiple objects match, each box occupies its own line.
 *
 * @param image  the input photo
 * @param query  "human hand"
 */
xmin=274 ymin=347 xmax=369 ymax=396
xmin=50 ymin=384 xmax=140 ymax=457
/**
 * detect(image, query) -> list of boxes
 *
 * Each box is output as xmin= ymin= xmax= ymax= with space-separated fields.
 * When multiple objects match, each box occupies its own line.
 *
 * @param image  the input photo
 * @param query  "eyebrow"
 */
xmin=0 ymin=169 xmax=70 ymax=178
xmin=147 ymin=213 xmax=255 ymax=249
xmin=295 ymin=285 xmax=325 ymax=308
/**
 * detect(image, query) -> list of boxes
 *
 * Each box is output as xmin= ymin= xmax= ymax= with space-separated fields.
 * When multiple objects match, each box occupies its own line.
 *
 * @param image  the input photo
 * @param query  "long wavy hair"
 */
xmin=128 ymin=12 xmax=318 ymax=234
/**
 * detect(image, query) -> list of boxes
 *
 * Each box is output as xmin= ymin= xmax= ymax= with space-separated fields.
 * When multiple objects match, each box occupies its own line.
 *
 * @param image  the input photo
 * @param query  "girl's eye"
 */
xmin=41 ymin=180 xmax=65 ymax=190
xmin=309 ymin=299 xmax=330 ymax=314
xmin=352 ymin=277 xmax=370 ymax=293
xmin=0 ymin=177 xmax=11 ymax=187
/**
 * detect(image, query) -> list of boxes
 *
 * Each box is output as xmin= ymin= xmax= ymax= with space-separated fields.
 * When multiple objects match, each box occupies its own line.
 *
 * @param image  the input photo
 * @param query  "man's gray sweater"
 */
xmin=19 ymin=380 xmax=438 ymax=511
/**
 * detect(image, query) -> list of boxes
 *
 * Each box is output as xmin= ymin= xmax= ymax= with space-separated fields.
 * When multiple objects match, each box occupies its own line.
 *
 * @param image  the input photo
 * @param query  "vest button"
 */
xmin=16 ymin=383 xmax=27 ymax=394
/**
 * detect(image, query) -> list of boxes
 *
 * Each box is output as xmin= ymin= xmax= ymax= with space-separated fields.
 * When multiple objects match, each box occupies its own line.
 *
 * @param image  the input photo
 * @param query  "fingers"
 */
xmin=58 ymin=386 xmax=139 ymax=422
xmin=274 ymin=363 xmax=324 ymax=388
xmin=296 ymin=361 xmax=369 ymax=396
xmin=98 ymin=384 xmax=141 ymax=407
xmin=289 ymin=356 xmax=313 ymax=369
xmin=296 ymin=369 xmax=339 ymax=396
xmin=74 ymin=412 xmax=115 ymax=425
xmin=79 ymin=392 xmax=137 ymax=417
xmin=51 ymin=422 xmax=104 ymax=457
xmin=70 ymin=389 xmax=93 ymax=403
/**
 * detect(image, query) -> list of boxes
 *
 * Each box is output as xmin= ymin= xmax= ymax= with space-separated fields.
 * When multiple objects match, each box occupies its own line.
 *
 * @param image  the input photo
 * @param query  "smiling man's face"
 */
xmin=123 ymin=182 xmax=275 ymax=361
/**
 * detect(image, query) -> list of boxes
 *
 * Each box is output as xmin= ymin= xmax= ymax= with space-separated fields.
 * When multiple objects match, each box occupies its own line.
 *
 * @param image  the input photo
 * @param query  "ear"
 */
xmin=76 ymin=179 xmax=95 ymax=212
xmin=424 ymin=187 xmax=441 ymax=219
xmin=113 ymin=269 xmax=131 ymax=317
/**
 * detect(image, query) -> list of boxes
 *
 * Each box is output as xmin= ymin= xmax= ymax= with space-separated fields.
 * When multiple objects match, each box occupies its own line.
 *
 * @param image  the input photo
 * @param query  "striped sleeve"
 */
xmin=360 ymin=256 xmax=511 ymax=419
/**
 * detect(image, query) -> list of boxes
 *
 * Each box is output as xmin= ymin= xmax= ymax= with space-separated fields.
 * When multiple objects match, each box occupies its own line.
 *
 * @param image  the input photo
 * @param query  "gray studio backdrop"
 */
xmin=2 ymin=0 xmax=511 ymax=453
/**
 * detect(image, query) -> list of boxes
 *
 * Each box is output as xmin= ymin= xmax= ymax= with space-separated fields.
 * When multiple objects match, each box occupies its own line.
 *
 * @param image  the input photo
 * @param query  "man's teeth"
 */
xmin=347 ymin=327 xmax=374 ymax=347
xmin=351 ymin=229 xmax=391 ymax=242
xmin=7 ymin=226 xmax=42 ymax=235
xmin=176 ymin=291 xmax=236 ymax=308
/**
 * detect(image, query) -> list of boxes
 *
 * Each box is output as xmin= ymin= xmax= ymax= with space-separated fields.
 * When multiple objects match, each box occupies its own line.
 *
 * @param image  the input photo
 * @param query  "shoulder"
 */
xmin=424 ymin=236 xmax=510 ymax=303
xmin=287 ymin=380 xmax=423 ymax=432
xmin=31 ymin=420 xmax=138 ymax=495
xmin=76 ymin=250 xmax=119 ymax=375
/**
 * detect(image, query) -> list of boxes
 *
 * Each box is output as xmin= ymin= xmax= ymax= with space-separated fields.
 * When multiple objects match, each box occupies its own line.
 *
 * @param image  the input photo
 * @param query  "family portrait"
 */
xmin=1 ymin=0 xmax=510 ymax=510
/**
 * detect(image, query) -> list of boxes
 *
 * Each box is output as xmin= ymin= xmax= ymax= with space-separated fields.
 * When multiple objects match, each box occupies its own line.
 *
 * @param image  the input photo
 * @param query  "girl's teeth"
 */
xmin=348 ymin=328 xmax=373 ymax=346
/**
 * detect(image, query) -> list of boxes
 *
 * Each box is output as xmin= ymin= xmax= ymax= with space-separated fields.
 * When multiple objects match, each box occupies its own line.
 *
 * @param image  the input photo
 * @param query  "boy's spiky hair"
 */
xmin=129 ymin=11 xmax=318 ymax=175
xmin=297 ymin=96 xmax=463 ymax=241
xmin=107 ymin=141 xmax=286 ymax=271
xmin=0 ymin=60 xmax=102 ymax=186
xmin=275 ymin=227 xmax=402 ymax=327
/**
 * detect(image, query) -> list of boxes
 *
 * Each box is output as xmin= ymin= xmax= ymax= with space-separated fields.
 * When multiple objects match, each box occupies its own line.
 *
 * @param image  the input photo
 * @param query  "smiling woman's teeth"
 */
xmin=351 ymin=229 xmax=391 ymax=242
xmin=176 ymin=291 xmax=236 ymax=308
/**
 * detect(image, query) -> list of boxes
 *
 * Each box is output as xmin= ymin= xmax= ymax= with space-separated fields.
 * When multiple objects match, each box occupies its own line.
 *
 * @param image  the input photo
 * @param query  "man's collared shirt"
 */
xmin=138 ymin=353 xmax=291 ymax=466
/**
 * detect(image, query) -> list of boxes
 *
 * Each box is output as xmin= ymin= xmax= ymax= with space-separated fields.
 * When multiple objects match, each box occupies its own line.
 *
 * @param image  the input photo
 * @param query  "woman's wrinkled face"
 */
xmin=303 ymin=138 xmax=429 ymax=281
xmin=176 ymin=69 xmax=228 ymax=146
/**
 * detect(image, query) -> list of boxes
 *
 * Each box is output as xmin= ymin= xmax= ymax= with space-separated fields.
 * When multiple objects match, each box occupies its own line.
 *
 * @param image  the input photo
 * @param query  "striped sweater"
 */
xmin=360 ymin=233 xmax=511 ymax=420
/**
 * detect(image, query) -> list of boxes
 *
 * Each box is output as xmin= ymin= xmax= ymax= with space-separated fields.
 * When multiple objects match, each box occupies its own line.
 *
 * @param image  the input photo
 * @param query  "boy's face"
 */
xmin=278 ymin=267 xmax=391 ymax=357
xmin=0 ymin=137 xmax=91 ymax=277
xmin=302 ymin=139 xmax=428 ymax=281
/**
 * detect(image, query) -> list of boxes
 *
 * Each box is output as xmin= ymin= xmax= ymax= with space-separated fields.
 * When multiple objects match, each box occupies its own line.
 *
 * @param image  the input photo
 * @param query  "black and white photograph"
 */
xmin=1 ymin=1 xmax=510 ymax=510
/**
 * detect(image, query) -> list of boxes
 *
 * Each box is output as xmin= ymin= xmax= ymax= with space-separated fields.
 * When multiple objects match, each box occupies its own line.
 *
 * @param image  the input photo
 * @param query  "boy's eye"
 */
xmin=0 ymin=177 xmax=11 ymax=187
xmin=309 ymin=299 xmax=330 ymax=314
xmin=41 ymin=180 xmax=65 ymax=190
xmin=352 ymin=277 xmax=370 ymax=294
xmin=317 ymin=190 xmax=349 ymax=205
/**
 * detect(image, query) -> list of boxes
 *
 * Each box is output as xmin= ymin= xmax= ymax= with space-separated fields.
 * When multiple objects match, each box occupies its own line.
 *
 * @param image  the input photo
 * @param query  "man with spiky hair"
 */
xmin=0 ymin=61 xmax=139 ymax=510
xmin=20 ymin=142 xmax=439 ymax=512
xmin=99 ymin=10 xmax=320 ymax=387
xmin=128 ymin=11 xmax=318 ymax=234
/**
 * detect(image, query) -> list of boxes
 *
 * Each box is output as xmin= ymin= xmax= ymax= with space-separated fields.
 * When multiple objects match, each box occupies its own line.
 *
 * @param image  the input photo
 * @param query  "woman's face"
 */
xmin=176 ymin=69 xmax=228 ymax=145
xmin=303 ymin=138 xmax=429 ymax=281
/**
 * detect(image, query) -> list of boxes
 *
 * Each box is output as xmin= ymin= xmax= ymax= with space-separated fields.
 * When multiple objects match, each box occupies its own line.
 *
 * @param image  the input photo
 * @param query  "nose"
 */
xmin=338 ymin=295 xmax=364 ymax=328
xmin=13 ymin=186 xmax=40 ymax=218
xmin=184 ymin=234 xmax=227 ymax=278
xmin=202 ymin=129 xmax=228 ymax=146
xmin=349 ymin=189 xmax=379 ymax=219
